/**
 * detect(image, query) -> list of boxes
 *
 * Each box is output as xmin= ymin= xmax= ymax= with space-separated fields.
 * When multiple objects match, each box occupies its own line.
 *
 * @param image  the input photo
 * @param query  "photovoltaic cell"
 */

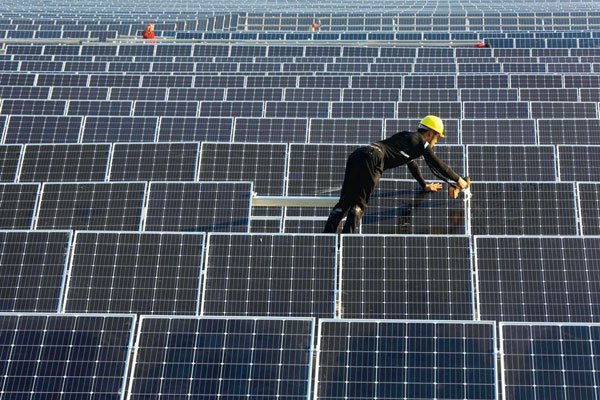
xmin=65 ymin=231 xmax=204 ymax=314
xmin=0 ymin=145 xmax=21 ymax=181
xmin=36 ymin=182 xmax=145 ymax=230
xmin=0 ymin=183 xmax=39 ymax=229
xmin=476 ymin=236 xmax=600 ymax=322
xmin=234 ymin=117 xmax=307 ymax=143
xmin=109 ymin=142 xmax=198 ymax=181
xmin=471 ymin=182 xmax=578 ymax=235
xmin=0 ymin=313 xmax=135 ymax=399
xmin=501 ymin=323 xmax=600 ymax=400
xmin=341 ymin=235 xmax=473 ymax=319
xmin=309 ymin=119 xmax=382 ymax=144
xmin=466 ymin=145 xmax=557 ymax=181
xmin=578 ymin=183 xmax=600 ymax=235
xmin=145 ymin=181 xmax=252 ymax=232
xmin=82 ymin=116 xmax=157 ymax=143
xmin=315 ymin=320 xmax=496 ymax=400
xmin=0 ymin=230 xmax=70 ymax=311
xmin=128 ymin=316 xmax=314 ymax=399
xmin=157 ymin=117 xmax=232 ymax=142
xmin=203 ymin=233 xmax=336 ymax=317
xmin=462 ymin=120 xmax=536 ymax=144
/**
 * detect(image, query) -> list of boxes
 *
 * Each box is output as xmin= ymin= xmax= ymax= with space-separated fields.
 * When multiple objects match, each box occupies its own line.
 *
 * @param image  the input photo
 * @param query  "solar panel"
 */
xmin=0 ymin=86 xmax=49 ymax=100
xmin=225 ymin=88 xmax=283 ymax=101
xmin=110 ymin=87 xmax=167 ymax=101
xmin=340 ymin=235 xmax=473 ymax=319
xmin=0 ymin=230 xmax=70 ymax=311
xmin=414 ymin=63 xmax=456 ymax=73
xmin=503 ymin=63 xmax=546 ymax=73
xmin=299 ymin=76 xmax=349 ymax=88
xmin=404 ymin=75 xmax=456 ymax=89
xmin=315 ymin=320 xmax=496 ymax=400
xmin=234 ymin=117 xmax=307 ymax=143
xmin=476 ymin=236 xmax=600 ymax=321
xmin=385 ymin=119 xmax=460 ymax=145
xmin=109 ymin=142 xmax=198 ymax=181
xmin=19 ymin=143 xmax=110 ymax=182
xmin=194 ymin=75 xmax=245 ymax=88
xmin=132 ymin=100 xmax=198 ymax=117
xmin=578 ymin=183 xmax=600 ymax=235
xmin=397 ymin=101 xmax=461 ymax=119
xmin=309 ymin=118 xmax=382 ymax=144
xmin=284 ymin=62 xmax=325 ymax=72
xmin=108 ymin=61 xmax=151 ymax=73
xmin=268 ymin=45 xmax=304 ymax=57
xmin=155 ymin=44 xmax=193 ymax=57
xmin=193 ymin=44 xmax=230 ymax=56
xmin=350 ymin=76 xmax=403 ymax=89
xmin=0 ymin=145 xmax=21 ymax=181
xmin=400 ymin=89 xmax=458 ymax=101
xmin=464 ymin=102 xmax=529 ymax=118
xmin=167 ymin=88 xmax=224 ymax=101
xmin=519 ymin=88 xmax=579 ymax=102
xmin=65 ymin=231 xmax=204 ymax=314
xmin=231 ymin=45 xmax=266 ymax=57
xmin=128 ymin=316 xmax=314 ymax=399
xmin=199 ymin=101 xmax=263 ymax=117
xmin=331 ymin=102 xmax=394 ymax=118
xmin=82 ymin=116 xmax=157 ymax=143
xmin=145 ymin=181 xmax=252 ymax=232
xmin=36 ymin=182 xmax=145 ymax=230
xmin=0 ymin=73 xmax=35 ymax=86
xmin=580 ymin=89 xmax=600 ymax=102
xmin=558 ymin=145 xmax=600 ymax=181
xmin=142 ymin=75 xmax=193 ymax=88
xmin=531 ymin=102 xmax=598 ymax=118
xmin=471 ymin=182 xmax=578 ymax=235
xmin=118 ymin=44 xmax=154 ymax=56
xmin=501 ymin=322 xmax=600 ymax=400
xmin=43 ymin=45 xmax=79 ymax=55
xmin=284 ymin=88 xmax=340 ymax=101
xmin=0 ymin=183 xmax=39 ymax=229
xmin=89 ymin=74 xmax=141 ymax=87
xmin=538 ymin=119 xmax=600 ymax=145
xmin=63 ymin=61 xmax=108 ymax=73
xmin=362 ymin=180 xmax=467 ymax=234
xmin=67 ymin=100 xmax=132 ymax=116
xmin=37 ymin=73 xmax=87 ymax=87
xmin=0 ymin=313 xmax=135 ymax=399
xmin=510 ymin=74 xmax=563 ymax=88
xmin=564 ymin=75 xmax=600 ymax=88
xmin=50 ymin=87 xmax=109 ymax=101
xmin=20 ymin=60 xmax=63 ymax=72
xmin=466 ymin=145 xmax=557 ymax=181
xmin=265 ymin=101 xmax=329 ymax=118
xmin=157 ymin=116 xmax=232 ymax=142
xmin=1 ymin=99 xmax=66 ymax=115
xmin=202 ymin=233 xmax=336 ymax=317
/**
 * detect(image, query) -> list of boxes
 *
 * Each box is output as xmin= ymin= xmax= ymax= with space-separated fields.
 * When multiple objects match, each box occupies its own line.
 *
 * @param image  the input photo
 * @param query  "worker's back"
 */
xmin=374 ymin=131 xmax=428 ymax=171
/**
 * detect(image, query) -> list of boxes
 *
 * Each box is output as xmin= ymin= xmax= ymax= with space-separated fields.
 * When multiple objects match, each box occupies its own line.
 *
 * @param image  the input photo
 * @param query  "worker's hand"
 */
xmin=457 ymin=177 xmax=470 ymax=189
xmin=424 ymin=182 xmax=443 ymax=192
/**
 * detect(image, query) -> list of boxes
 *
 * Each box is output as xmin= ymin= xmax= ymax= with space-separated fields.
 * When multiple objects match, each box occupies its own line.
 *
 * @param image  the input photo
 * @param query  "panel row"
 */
xmin=0 ymin=179 xmax=598 ymax=235
xmin=3 ymin=85 xmax=600 ymax=103
xmin=0 ymin=100 xmax=597 ymax=120
xmin=0 ymin=143 xmax=597 ymax=183
xmin=3 ymin=72 xmax=600 ymax=88
xmin=1 ymin=231 xmax=600 ymax=322
xmin=2 ymin=116 xmax=599 ymax=145
xmin=3 ymin=315 xmax=598 ymax=400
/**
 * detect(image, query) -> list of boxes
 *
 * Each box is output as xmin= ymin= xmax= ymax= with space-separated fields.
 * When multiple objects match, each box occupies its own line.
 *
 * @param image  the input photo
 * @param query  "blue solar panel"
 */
xmin=5 ymin=116 xmax=82 ymax=144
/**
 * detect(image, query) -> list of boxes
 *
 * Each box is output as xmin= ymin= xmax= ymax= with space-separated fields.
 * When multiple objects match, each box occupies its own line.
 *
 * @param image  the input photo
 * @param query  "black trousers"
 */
xmin=323 ymin=146 xmax=383 ymax=233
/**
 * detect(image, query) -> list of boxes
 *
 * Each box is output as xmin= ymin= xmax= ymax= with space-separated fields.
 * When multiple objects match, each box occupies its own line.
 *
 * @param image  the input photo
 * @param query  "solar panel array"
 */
xmin=1 ymin=2 xmax=599 ymax=398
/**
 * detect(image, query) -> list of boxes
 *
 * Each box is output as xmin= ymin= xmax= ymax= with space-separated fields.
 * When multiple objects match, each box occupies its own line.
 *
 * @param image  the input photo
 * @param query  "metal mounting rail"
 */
xmin=252 ymin=195 xmax=337 ymax=208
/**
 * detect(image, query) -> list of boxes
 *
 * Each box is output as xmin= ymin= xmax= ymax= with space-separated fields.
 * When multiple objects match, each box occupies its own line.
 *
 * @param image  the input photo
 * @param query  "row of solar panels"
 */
xmin=1 ymin=59 xmax=600 ymax=73
xmin=0 ymin=179 xmax=598 ymax=236
xmin=0 ymin=116 xmax=597 ymax=145
xmin=2 ymin=86 xmax=600 ymax=103
xmin=5 ymin=314 xmax=597 ymax=399
xmin=0 ymin=100 xmax=597 ymax=121
xmin=1 ymin=230 xmax=599 ymax=322
xmin=0 ymin=142 xmax=597 ymax=183
xmin=6 ymin=44 xmax=600 ymax=57
xmin=4 ymin=72 xmax=600 ymax=88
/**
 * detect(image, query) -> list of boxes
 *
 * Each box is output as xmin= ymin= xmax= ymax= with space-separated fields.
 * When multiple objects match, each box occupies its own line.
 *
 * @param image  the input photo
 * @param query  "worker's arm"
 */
xmin=423 ymin=147 xmax=461 ymax=183
xmin=407 ymin=160 xmax=443 ymax=192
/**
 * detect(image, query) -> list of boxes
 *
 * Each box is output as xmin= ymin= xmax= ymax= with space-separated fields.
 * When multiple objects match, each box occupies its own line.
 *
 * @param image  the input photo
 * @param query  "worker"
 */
xmin=142 ymin=23 xmax=156 ymax=40
xmin=323 ymin=115 xmax=470 ymax=234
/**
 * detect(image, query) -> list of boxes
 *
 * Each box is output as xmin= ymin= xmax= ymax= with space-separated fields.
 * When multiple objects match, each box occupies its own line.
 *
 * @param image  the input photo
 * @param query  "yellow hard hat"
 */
xmin=419 ymin=115 xmax=444 ymax=138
